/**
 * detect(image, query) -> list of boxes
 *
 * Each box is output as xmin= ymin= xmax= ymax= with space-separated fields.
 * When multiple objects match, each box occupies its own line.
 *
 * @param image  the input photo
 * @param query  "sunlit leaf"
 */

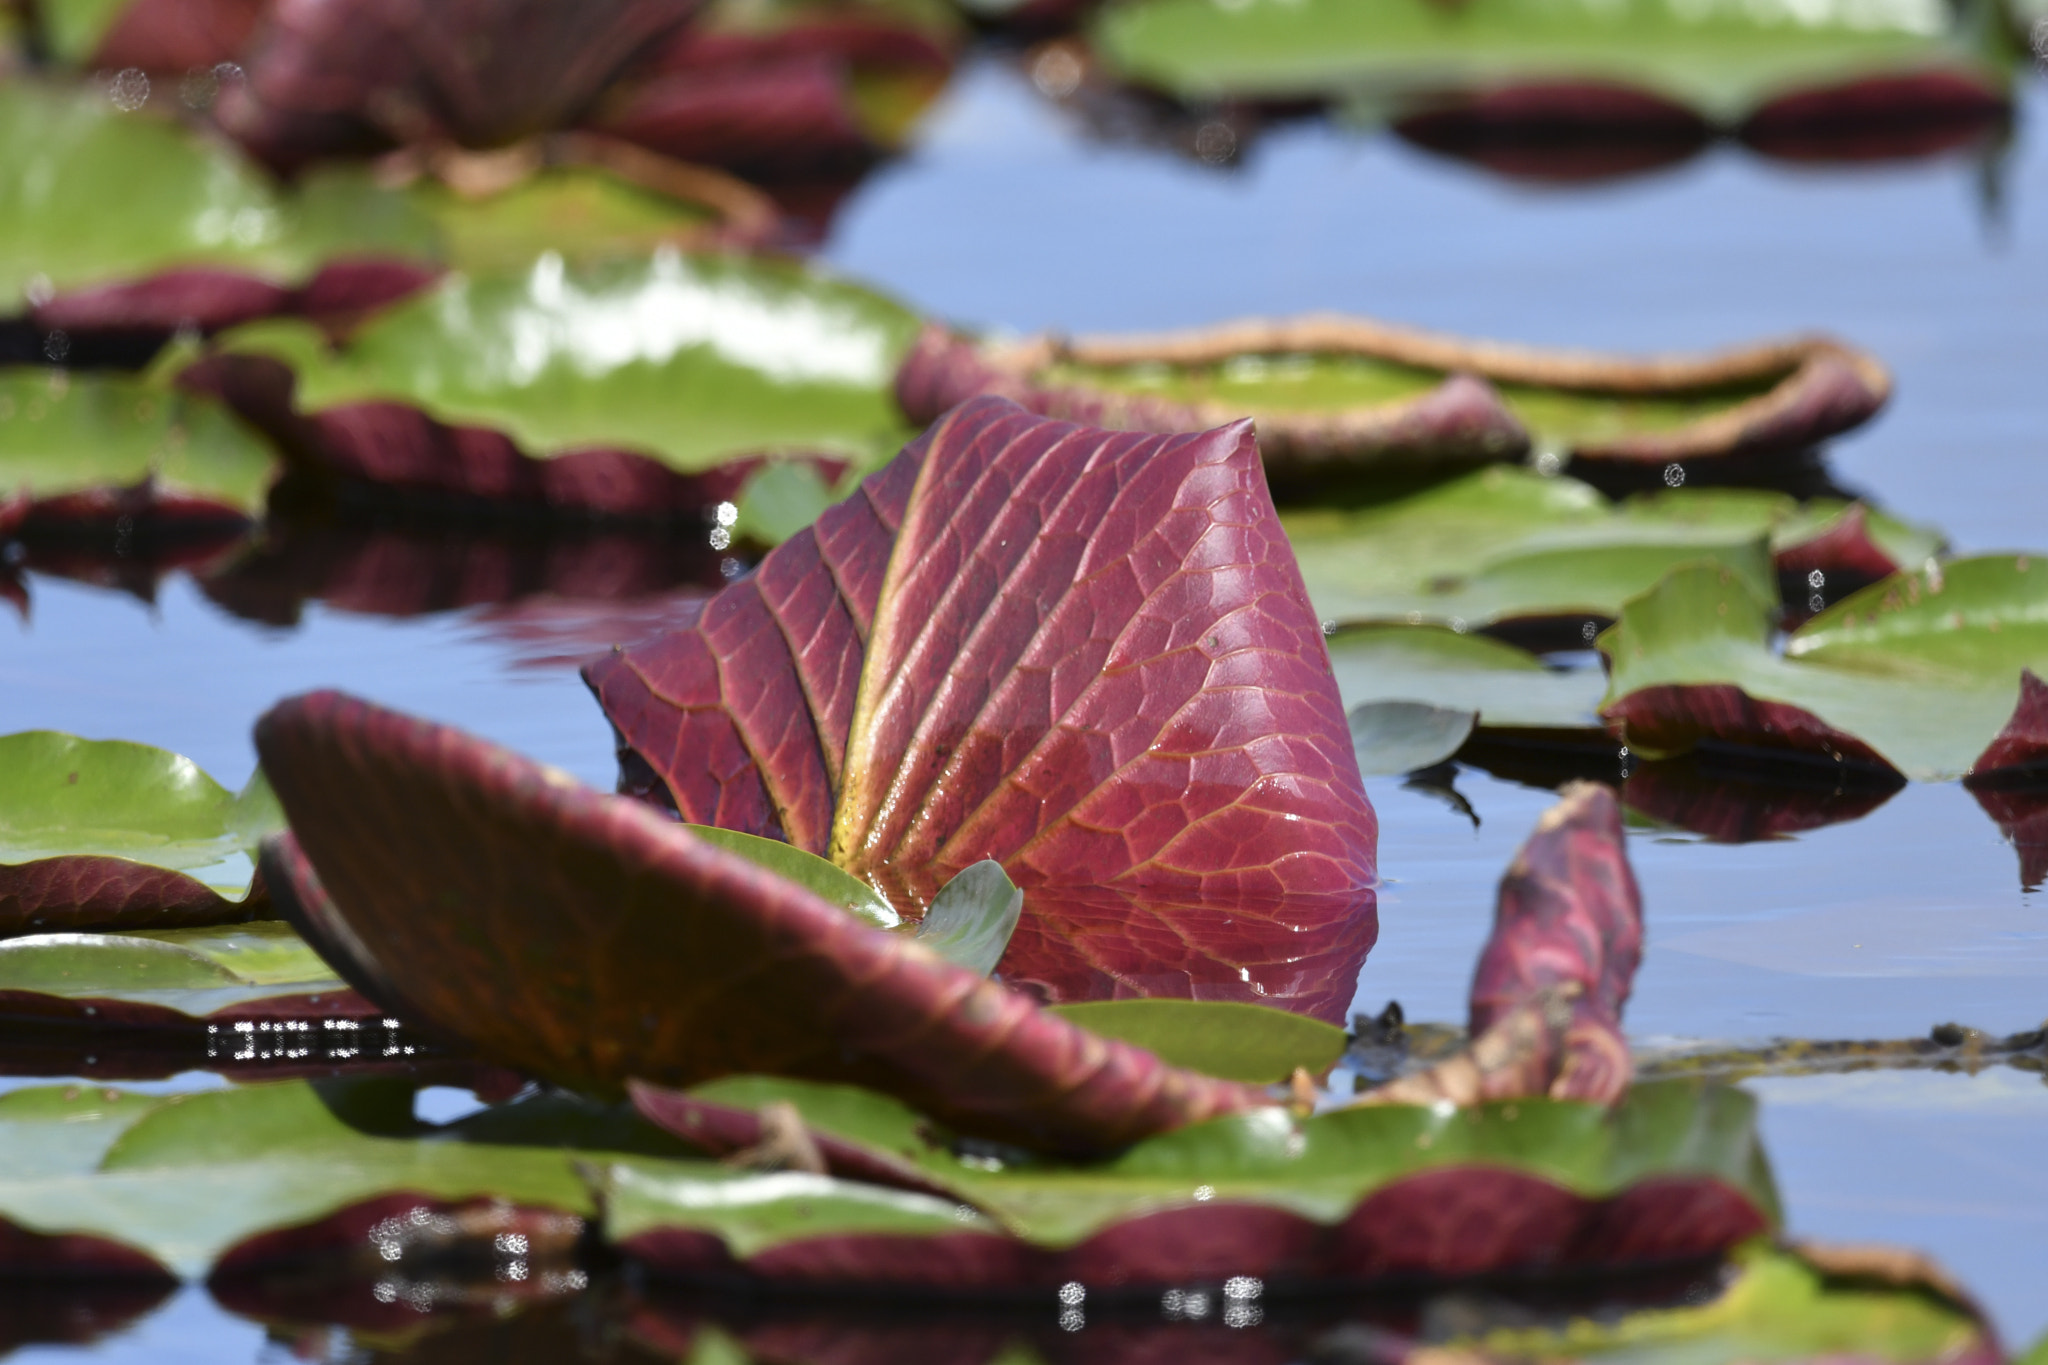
xmin=215 ymin=250 xmax=923 ymax=475
xmin=1601 ymin=556 xmax=2048 ymax=780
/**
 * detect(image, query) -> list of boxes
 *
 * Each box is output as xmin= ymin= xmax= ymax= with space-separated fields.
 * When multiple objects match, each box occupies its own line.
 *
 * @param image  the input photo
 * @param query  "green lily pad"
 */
xmin=1091 ymin=0 xmax=2003 ymax=123
xmin=1044 ymin=999 xmax=1346 ymax=1083
xmin=1600 ymin=556 xmax=2048 ymax=779
xmin=0 ymin=83 xmax=425 ymax=305
xmin=1284 ymin=467 xmax=1788 ymax=631
xmin=608 ymin=1075 xmax=1776 ymax=1264
xmin=2 ymin=83 xmax=768 ymax=309
xmin=1328 ymin=625 xmax=1608 ymax=730
xmin=0 ymin=370 xmax=277 ymax=520
xmin=0 ymin=732 xmax=280 ymax=884
xmin=217 ymin=250 xmax=924 ymax=473
xmin=0 ymin=1078 xmax=709 ymax=1277
xmin=0 ymin=922 xmax=351 ymax=1019
xmin=1347 ymin=700 xmax=1478 ymax=776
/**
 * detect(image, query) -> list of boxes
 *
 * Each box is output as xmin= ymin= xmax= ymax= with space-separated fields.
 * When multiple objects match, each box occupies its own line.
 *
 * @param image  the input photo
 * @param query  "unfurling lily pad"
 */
xmin=896 ymin=319 xmax=1890 ymax=476
xmin=1042 ymin=999 xmax=1346 ymax=1083
xmin=0 ymin=731 xmax=282 ymax=934
xmin=1600 ymin=556 xmax=2048 ymax=780
xmin=255 ymin=696 xmax=1270 ymax=1154
xmin=0 ymin=369 xmax=277 ymax=539
xmin=587 ymin=396 xmax=1377 ymax=899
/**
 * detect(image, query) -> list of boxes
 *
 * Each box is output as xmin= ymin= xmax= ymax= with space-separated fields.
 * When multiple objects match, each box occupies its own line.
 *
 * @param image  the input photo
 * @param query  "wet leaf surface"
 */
xmin=1601 ymin=556 xmax=2048 ymax=780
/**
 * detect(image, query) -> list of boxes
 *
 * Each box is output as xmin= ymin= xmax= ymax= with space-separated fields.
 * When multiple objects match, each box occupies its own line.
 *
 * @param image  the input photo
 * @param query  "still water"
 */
xmin=4 ymin=55 xmax=2046 ymax=1356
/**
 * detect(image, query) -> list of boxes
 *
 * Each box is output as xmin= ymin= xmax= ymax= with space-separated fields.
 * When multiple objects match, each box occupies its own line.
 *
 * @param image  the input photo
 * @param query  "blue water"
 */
xmin=3 ymin=55 xmax=2045 ymax=1359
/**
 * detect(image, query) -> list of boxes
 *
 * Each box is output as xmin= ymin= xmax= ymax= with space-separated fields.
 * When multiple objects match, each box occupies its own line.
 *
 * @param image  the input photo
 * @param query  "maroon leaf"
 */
xmin=1392 ymin=81 xmax=1712 ymax=185
xmin=1740 ymin=71 xmax=2009 ymax=165
xmin=87 ymin=0 xmax=271 ymax=73
xmin=587 ymin=395 xmax=1378 ymax=909
xmin=216 ymin=0 xmax=706 ymax=171
xmin=0 ymin=857 xmax=263 ymax=937
xmin=1969 ymin=668 xmax=2048 ymax=778
xmin=1368 ymin=783 xmax=1642 ymax=1107
xmin=994 ymin=885 xmax=1374 ymax=1022
xmin=614 ymin=1168 xmax=1766 ymax=1291
xmin=1602 ymin=683 xmax=1894 ymax=773
xmin=1771 ymin=503 xmax=1911 ymax=587
xmin=32 ymin=270 xmax=292 ymax=338
xmin=255 ymin=691 xmax=1270 ymax=1152
xmin=593 ymin=58 xmax=881 ymax=182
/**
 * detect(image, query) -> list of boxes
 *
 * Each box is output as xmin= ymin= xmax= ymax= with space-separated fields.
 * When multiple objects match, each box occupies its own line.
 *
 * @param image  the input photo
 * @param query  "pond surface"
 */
xmin=4 ymin=54 xmax=2046 ymax=1359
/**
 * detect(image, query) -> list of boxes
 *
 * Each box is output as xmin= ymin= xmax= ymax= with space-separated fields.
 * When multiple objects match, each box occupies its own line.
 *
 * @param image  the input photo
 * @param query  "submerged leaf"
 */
xmin=1601 ymin=556 xmax=2048 ymax=780
xmin=897 ymin=319 xmax=1890 ymax=474
xmin=0 ymin=731 xmax=282 ymax=933
xmin=256 ymin=691 xmax=1270 ymax=1152
xmin=588 ymin=395 xmax=1378 ymax=901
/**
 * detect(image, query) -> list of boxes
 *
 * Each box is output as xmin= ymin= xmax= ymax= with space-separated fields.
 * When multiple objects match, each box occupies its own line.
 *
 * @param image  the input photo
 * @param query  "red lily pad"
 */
xmin=256 ymin=691 xmax=1272 ymax=1152
xmin=215 ymin=0 xmax=705 ymax=172
xmin=589 ymin=395 xmax=1377 ymax=907
xmin=590 ymin=0 xmax=961 ymax=191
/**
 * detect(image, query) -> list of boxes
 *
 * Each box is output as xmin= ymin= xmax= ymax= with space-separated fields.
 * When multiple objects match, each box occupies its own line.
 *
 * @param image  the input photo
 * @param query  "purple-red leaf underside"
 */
xmin=588 ymin=396 xmax=1378 ymax=910
xmin=256 ymin=691 xmax=1268 ymax=1152
xmin=0 ymin=856 xmax=265 ymax=936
